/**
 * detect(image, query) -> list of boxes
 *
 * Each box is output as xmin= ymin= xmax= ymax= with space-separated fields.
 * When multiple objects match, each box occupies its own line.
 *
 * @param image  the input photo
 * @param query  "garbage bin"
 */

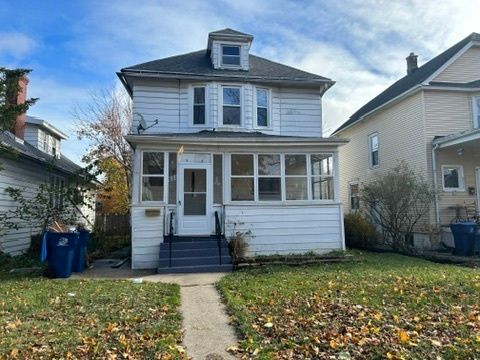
xmin=475 ymin=227 xmax=480 ymax=256
xmin=72 ymin=230 xmax=90 ymax=272
xmin=46 ymin=232 xmax=79 ymax=278
xmin=450 ymin=222 xmax=477 ymax=256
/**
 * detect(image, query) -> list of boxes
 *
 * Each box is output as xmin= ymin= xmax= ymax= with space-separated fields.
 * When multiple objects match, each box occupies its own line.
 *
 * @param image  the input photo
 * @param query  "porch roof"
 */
xmin=126 ymin=130 xmax=349 ymax=147
xmin=433 ymin=128 xmax=480 ymax=149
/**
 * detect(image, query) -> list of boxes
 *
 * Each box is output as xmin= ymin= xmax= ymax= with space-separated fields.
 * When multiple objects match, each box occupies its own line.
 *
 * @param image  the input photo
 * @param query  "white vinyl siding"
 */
xmin=131 ymin=206 xmax=164 ymax=269
xmin=433 ymin=47 xmax=480 ymax=83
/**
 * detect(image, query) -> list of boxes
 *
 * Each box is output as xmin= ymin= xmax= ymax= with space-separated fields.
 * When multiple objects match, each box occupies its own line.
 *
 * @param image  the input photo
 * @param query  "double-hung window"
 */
xmin=221 ymin=45 xmax=240 ymax=66
xmin=142 ymin=152 xmax=165 ymax=201
xmin=442 ymin=165 xmax=464 ymax=191
xmin=285 ymin=155 xmax=308 ymax=200
xmin=257 ymin=154 xmax=281 ymax=201
xmin=193 ymin=87 xmax=206 ymax=125
xmin=231 ymin=154 xmax=254 ymax=201
xmin=473 ymin=96 xmax=480 ymax=128
xmin=256 ymin=88 xmax=269 ymax=127
xmin=223 ymin=87 xmax=241 ymax=125
xmin=311 ymin=154 xmax=334 ymax=200
xmin=369 ymin=133 xmax=379 ymax=168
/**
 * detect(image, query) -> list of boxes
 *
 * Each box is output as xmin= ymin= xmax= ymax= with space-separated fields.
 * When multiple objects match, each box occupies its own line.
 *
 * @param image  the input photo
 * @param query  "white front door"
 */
xmin=177 ymin=163 xmax=212 ymax=235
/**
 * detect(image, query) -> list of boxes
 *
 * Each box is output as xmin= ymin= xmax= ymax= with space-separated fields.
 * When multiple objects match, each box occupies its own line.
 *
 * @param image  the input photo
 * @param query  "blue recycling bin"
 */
xmin=46 ymin=232 xmax=79 ymax=278
xmin=450 ymin=222 xmax=477 ymax=256
xmin=72 ymin=230 xmax=90 ymax=272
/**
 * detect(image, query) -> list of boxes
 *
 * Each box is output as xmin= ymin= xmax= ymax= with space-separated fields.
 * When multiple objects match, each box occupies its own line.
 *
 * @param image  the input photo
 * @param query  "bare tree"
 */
xmin=74 ymin=87 xmax=133 ymax=206
xmin=361 ymin=161 xmax=435 ymax=253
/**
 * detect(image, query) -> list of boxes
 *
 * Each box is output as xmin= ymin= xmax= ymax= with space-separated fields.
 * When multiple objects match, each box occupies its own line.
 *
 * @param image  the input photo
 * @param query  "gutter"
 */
xmin=431 ymin=143 xmax=440 ymax=227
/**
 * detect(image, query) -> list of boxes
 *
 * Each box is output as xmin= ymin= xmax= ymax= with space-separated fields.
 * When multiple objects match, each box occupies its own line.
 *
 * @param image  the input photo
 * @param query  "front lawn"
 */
xmin=0 ymin=273 xmax=185 ymax=359
xmin=218 ymin=252 xmax=480 ymax=359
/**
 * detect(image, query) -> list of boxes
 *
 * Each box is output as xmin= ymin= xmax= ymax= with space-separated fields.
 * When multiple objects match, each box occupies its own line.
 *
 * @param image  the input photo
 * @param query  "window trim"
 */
xmin=220 ymin=85 xmax=243 ymax=127
xmin=368 ymin=132 xmax=379 ymax=169
xmin=254 ymin=87 xmax=271 ymax=129
xmin=441 ymin=164 xmax=465 ymax=192
xmin=190 ymin=85 xmax=207 ymax=126
xmin=221 ymin=44 xmax=241 ymax=68
xmin=472 ymin=96 xmax=480 ymax=129
xmin=140 ymin=151 xmax=166 ymax=203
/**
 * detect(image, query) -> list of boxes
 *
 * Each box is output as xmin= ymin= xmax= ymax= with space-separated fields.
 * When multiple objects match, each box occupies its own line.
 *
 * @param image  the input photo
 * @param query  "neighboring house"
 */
xmin=0 ymin=79 xmax=96 ymax=255
xmin=333 ymin=33 xmax=480 ymax=248
xmin=118 ymin=28 xmax=348 ymax=271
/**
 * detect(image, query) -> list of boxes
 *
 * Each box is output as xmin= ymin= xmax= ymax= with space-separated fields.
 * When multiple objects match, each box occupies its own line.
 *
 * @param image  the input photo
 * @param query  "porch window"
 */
xmin=221 ymin=45 xmax=241 ymax=66
xmin=285 ymin=155 xmax=308 ymax=200
xmin=213 ymin=154 xmax=223 ymax=204
xmin=350 ymin=183 xmax=360 ymax=210
xmin=473 ymin=96 xmax=480 ymax=128
xmin=442 ymin=165 xmax=464 ymax=191
xmin=256 ymin=88 xmax=269 ymax=127
xmin=222 ymin=87 xmax=241 ymax=125
xmin=257 ymin=154 xmax=281 ymax=201
xmin=168 ymin=152 xmax=177 ymax=204
xmin=193 ymin=87 xmax=206 ymax=125
xmin=142 ymin=152 xmax=164 ymax=201
xmin=311 ymin=154 xmax=334 ymax=200
xmin=368 ymin=133 xmax=379 ymax=168
xmin=231 ymin=154 xmax=254 ymax=200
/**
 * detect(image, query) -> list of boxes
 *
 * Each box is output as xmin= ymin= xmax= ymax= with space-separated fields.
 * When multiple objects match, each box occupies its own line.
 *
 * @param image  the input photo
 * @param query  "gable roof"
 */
xmin=26 ymin=115 xmax=68 ymax=140
xmin=209 ymin=28 xmax=253 ymax=38
xmin=333 ymin=32 xmax=480 ymax=134
xmin=0 ymin=131 xmax=83 ymax=175
xmin=119 ymin=50 xmax=333 ymax=89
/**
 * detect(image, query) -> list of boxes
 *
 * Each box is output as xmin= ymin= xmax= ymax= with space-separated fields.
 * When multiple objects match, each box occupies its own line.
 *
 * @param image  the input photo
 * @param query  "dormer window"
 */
xmin=221 ymin=45 xmax=241 ymax=66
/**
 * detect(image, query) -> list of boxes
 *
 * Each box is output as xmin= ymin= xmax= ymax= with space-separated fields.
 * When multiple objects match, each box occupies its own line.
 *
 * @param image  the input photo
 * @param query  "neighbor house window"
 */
xmin=311 ymin=154 xmax=334 ymax=200
xmin=257 ymin=154 xmax=281 ymax=201
xmin=442 ymin=165 xmax=464 ymax=191
xmin=193 ymin=86 xmax=206 ymax=125
xmin=369 ymin=133 xmax=379 ymax=168
xmin=231 ymin=154 xmax=254 ymax=201
xmin=221 ymin=45 xmax=240 ymax=66
xmin=222 ymin=87 xmax=241 ymax=125
xmin=168 ymin=152 xmax=177 ymax=204
xmin=256 ymin=88 xmax=269 ymax=127
xmin=142 ymin=152 xmax=165 ymax=201
xmin=473 ymin=96 xmax=480 ymax=128
xmin=285 ymin=155 xmax=308 ymax=200
xmin=349 ymin=183 xmax=360 ymax=210
xmin=213 ymin=154 xmax=223 ymax=204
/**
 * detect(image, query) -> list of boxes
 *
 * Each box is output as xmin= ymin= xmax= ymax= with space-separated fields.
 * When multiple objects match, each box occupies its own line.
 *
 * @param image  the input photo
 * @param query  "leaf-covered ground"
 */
xmin=0 ymin=273 xmax=185 ymax=359
xmin=218 ymin=252 xmax=480 ymax=359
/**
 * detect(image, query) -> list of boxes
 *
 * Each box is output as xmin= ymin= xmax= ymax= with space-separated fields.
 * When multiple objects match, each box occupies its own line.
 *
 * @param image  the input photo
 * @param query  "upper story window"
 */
xmin=256 ymin=88 xmax=269 ymax=127
xmin=142 ymin=152 xmax=165 ymax=202
xmin=193 ymin=86 xmax=206 ymax=125
xmin=368 ymin=133 xmax=379 ymax=168
xmin=221 ymin=45 xmax=241 ymax=66
xmin=222 ymin=87 xmax=241 ymax=125
xmin=473 ymin=96 xmax=480 ymax=128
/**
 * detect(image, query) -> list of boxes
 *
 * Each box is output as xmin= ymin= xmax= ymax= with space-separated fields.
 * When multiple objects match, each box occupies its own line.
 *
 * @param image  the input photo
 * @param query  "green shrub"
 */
xmin=344 ymin=212 xmax=380 ymax=250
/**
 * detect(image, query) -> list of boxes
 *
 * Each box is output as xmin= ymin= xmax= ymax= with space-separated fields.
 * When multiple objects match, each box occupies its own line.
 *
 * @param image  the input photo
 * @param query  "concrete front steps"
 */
xmin=157 ymin=236 xmax=233 ymax=274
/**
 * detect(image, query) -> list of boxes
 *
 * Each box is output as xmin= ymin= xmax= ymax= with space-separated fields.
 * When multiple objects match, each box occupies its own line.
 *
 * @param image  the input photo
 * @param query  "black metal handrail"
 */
xmin=169 ymin=211 xmax=175 ymax=268
xmin=214 ymin=211 xmax=222 ymax=265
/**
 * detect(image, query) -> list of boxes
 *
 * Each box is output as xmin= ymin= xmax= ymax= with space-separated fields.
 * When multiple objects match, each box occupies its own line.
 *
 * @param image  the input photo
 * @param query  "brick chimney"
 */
xmin=10 ymin=76 xmax=29 ymax=140
xmin=406 ymin=52 xmax=418 ymax=75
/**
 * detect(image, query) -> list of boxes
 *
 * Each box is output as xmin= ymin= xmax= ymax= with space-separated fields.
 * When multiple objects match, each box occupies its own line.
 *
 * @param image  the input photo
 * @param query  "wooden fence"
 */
xmin=94 ymin=214 xmax=130 ymax=235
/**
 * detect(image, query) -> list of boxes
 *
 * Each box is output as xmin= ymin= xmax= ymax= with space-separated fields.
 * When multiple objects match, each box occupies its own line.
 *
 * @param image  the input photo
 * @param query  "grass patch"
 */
xmin=0 ymin=274 xmax=186 ymax=359
xmin=218 ymin=252 xmax=480 ymax=359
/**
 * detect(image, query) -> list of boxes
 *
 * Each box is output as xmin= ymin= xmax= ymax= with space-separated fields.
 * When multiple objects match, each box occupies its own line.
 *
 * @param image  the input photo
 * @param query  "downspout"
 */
xmin=431 ymin=143 xmax=440 ymax=227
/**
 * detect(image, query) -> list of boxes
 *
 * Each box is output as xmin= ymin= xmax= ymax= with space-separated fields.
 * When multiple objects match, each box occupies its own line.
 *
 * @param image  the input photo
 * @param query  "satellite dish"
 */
xmin=135 ymin=112 xmax=159 ymax=134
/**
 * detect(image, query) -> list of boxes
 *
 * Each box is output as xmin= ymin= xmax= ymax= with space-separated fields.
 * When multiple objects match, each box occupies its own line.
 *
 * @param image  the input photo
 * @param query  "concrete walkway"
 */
xmin=147 ymin=272 xmax=237 ymax=359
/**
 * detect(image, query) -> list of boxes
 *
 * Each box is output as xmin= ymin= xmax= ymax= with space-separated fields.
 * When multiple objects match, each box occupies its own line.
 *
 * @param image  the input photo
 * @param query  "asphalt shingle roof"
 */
xmin=333 ymin=32 xmax=480 ymax=134
xmin=121 ymin=50 xmax=332 ymax=83
xmin=0 ymin=131 xmax=83 ymax=175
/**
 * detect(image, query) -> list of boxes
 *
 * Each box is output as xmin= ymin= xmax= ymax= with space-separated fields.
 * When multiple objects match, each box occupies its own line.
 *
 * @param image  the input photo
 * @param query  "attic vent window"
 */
xmin=221 ymin=45 xmax=241 ymax=66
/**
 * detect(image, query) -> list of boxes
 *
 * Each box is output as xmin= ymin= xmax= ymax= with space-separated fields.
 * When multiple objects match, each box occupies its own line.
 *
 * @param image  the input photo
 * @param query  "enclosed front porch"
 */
xmin=128 ymin=133 xmax=347 ymax=269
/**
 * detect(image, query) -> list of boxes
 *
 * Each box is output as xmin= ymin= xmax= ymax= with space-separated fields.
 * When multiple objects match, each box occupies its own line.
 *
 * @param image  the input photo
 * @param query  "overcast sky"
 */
xmin=0 ymin=0 xmax=478 ymax=164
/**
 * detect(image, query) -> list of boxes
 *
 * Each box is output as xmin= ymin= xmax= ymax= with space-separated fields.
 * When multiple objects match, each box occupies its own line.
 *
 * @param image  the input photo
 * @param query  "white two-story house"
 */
xmin=333 ymin=33 xmax=480 ymax=249
xmin=118 ymin=29 xmax=348 ymax=271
